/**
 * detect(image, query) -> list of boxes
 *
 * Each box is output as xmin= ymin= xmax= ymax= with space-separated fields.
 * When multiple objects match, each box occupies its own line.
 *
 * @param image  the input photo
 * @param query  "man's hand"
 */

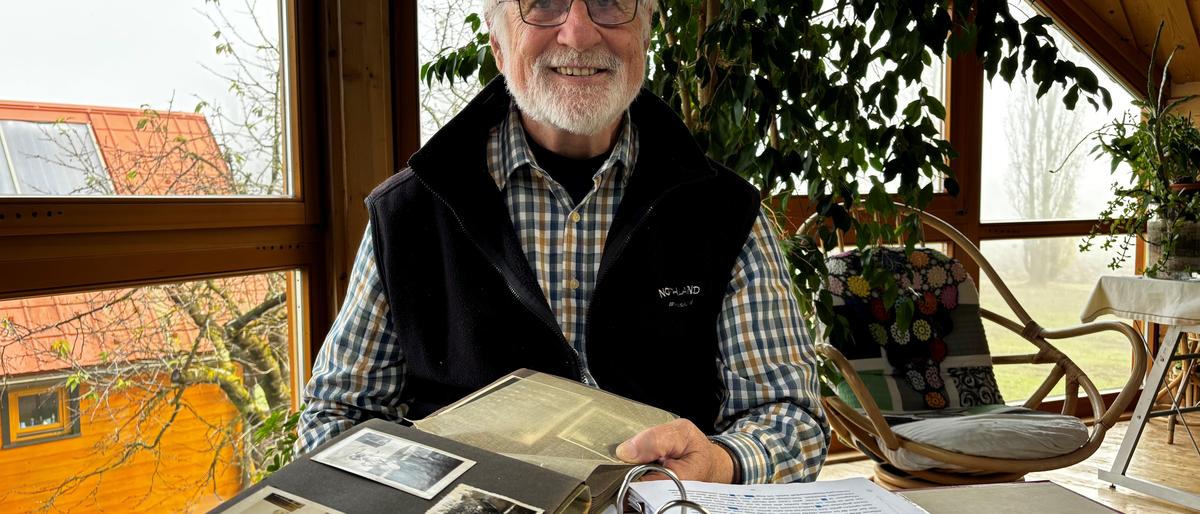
xmin=615 ymin=419 xmax=736 ymax=483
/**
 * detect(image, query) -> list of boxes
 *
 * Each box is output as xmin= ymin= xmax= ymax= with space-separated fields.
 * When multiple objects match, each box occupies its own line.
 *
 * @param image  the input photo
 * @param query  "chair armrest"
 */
xmin=1039 ymin=320 xmax=1147 ymax=429
xmin=816 ymin=343 xmax=900 ymax=449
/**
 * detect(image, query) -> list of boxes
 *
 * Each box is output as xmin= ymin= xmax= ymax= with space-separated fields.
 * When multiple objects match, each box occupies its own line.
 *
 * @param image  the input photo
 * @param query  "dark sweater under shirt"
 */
xmin=526 ymin=134 xmax=612 ymax=206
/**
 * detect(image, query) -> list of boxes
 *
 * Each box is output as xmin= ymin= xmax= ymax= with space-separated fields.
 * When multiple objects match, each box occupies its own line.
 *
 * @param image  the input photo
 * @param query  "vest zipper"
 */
xmin=414 ymin=174 xmax=582 ymax=378
xmin=585 ymin=176 xmax=709 ymax=376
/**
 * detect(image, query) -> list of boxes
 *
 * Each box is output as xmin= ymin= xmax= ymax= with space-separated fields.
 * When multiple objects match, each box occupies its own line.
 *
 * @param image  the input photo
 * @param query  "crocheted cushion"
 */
xmin=824 ymin=247 xmax=1004 ymax=412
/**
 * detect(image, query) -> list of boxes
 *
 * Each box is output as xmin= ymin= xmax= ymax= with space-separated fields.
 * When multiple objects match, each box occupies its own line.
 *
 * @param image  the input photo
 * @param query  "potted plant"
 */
xmin=1084 ymin=23 xmax=1200 ymax=279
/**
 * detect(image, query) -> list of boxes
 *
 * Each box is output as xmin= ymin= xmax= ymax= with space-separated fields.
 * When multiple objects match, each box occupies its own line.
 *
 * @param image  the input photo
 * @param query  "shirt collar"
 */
xmin=489 ymin=101 xmax=638 ymax=191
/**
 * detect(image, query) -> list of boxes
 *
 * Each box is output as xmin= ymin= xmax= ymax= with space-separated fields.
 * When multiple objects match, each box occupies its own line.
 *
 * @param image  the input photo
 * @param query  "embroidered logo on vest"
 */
xmin=658 ymin=284 xmax=701 ymax=308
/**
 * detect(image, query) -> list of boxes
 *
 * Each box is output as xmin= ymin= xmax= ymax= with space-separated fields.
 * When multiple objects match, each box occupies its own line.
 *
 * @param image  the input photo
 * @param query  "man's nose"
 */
xmin=556 ymin=0 xmax=602 ymax=51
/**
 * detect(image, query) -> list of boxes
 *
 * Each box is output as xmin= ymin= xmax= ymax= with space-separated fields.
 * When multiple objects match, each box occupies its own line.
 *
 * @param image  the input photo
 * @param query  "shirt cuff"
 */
xmin=709 ymin=431 xmax=771 ymax=484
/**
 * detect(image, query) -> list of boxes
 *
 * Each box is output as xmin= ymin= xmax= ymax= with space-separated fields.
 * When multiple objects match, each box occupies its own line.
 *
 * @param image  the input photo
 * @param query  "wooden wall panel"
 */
xmin=323 ymin=0 xmax=395 ymax=313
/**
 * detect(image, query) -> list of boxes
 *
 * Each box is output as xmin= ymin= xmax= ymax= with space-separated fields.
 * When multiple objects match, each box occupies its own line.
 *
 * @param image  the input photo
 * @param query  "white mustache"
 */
xmin=535 ymin=48 xmax=622 ymax=71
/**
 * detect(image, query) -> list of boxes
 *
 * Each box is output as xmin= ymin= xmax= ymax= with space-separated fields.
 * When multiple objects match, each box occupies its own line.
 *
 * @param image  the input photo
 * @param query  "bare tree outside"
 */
xmin=1002 ymin=73 xmax=1086 ymax=283
xmin=1 ymin=274 xmax=292 ymax=511
xmin=0 ymin=1 xmax=293 ymax=512
xmin=418 ymin=0 xmax=483 ymax=142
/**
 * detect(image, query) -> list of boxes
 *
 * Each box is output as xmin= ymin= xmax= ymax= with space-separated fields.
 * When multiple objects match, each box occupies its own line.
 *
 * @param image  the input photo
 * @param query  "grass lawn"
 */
xmin=978 ymin=279 xmax=1137 ymax=402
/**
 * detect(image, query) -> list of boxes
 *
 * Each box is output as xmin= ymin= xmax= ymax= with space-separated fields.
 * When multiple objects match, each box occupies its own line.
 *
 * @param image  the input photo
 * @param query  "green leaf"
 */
xmin=52 ymin=339 xmax=72 ymax=359
xmin=925 ymin=97 xmax=946 ymax=120
xmin=1063 ymin=85 xmax=1079 ymax=109
xmin=1076 ymin=67 xmax=1099 ymax=93
xmin=479 ymin=49 xmax=498 ymax=85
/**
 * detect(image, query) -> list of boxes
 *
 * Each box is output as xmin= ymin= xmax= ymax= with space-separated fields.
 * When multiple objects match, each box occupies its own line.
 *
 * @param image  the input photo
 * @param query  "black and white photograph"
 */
xmin=558 ymin=408 xmax=645 ymax=460
xmin=425 ymin=484 xmax=543 ymax=514
xmin=223 ymin=486 xmax=345 ymax=514
xmin=312 ymin=428 xmax=475 ymax=499
xmin=355 ymin=430 xmax=393 ymax=448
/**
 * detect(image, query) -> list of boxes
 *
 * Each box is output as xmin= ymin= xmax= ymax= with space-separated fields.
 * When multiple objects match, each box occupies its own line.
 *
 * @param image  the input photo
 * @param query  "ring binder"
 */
xmin=615 ymin=464 xmax=712 ymax=514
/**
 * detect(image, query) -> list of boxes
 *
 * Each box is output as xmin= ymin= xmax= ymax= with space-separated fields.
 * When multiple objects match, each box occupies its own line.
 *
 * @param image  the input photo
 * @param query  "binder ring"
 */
xmin=657 ymin=498 xmax=711 ymax=514
xmin=615 ymin=464 xmax=711 ymax=514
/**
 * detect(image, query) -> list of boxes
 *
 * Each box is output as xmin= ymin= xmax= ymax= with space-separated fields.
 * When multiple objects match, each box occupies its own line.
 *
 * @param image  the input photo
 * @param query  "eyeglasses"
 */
xmin=500 ymin=0 xmax=643 ymax=28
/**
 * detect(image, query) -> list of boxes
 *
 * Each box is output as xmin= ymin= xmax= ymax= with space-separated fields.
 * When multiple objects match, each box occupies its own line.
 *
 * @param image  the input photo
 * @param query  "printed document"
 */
xmin=627 ymin=477 xmax=928 ymax=514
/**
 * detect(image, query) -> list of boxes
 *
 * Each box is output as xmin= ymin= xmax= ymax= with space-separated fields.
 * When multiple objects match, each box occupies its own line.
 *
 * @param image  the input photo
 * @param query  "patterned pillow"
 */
xmin=824 ymin=247 xmax=1004 ymax=413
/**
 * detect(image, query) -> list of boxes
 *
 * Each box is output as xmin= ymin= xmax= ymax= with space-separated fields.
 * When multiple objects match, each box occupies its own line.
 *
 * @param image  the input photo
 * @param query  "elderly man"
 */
xmin=297 ymin=0 xmax=828 ymax=484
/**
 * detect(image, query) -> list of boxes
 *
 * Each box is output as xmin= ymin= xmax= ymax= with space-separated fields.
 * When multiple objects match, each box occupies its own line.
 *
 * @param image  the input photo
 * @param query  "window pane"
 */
xmin=0 ymin=1 xmax=289 ymax=197
xmin=17 ymin=390 xmax=60 ymax=429
xmin=419 ymin=1 xmax=484 ymax=143
xmin=978 ymin=237 xmax=1134 ymax=402
xmin=0 ymin=271 xmax=302 ymax=512
xmin=980 ymin=3 xmax=1136 ymax=222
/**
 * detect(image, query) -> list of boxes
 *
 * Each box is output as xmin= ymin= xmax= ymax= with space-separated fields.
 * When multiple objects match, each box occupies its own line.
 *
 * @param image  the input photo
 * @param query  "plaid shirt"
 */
xmin=298 ymin=105 xmax=829 ymax=483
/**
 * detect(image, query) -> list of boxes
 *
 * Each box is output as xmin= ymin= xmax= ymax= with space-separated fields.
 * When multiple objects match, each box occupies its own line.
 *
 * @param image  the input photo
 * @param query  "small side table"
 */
xmin=1081 ymin=275 xmax=1200 ymax=509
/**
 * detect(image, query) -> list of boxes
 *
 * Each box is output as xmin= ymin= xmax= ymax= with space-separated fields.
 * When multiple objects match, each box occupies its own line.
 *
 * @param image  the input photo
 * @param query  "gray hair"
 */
xmin=482 ymin=0 xmax=658 ymax=46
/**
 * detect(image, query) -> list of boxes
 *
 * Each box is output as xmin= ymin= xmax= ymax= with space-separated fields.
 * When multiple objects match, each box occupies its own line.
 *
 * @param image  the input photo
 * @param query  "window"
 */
xmin=418 ymin=0 xmax=484 ymax=142
xmin=0 ymin=121 xmax=111 ymax=195
xmin=978 ymin=237 xmax=1134 ymax=400
xmin=0 ymin=0 xmax=290 ymax=198
xmin=3 ymin=383 xmax=78 ymax=446
xmin=979 ymin=5 xmax=1136 ymax=222
xmin=973 ymin=1 xmax=1142 ymax=403
xmin=0 ymin=1 xmax=328 ymax=512
xmin=0 ymin=271 xmax=301 ymax=511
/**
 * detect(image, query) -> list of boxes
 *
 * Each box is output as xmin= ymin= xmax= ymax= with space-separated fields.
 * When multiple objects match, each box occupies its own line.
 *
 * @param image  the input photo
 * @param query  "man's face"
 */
xmin=491 ymin=0 xmax=649 ymax=136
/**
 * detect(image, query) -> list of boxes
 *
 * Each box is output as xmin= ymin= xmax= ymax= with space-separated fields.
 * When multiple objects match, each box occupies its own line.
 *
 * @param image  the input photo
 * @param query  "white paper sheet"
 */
xmin=628 ymin=478 xmax=928 ymax=514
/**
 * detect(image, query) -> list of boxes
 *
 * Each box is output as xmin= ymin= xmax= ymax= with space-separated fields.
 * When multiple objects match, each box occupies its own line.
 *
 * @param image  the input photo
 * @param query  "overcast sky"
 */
xmin=0 ymin=0 xmax=278 ymax=114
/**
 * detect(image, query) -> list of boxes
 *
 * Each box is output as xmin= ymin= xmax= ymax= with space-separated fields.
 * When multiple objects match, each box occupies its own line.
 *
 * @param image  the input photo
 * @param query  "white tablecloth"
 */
xmin=1080 ymin=275 xmax=1200 ymax=326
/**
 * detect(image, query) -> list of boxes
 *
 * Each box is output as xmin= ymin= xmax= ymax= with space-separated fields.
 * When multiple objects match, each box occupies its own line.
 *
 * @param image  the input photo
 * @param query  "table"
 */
xmin=897 ymin=481 xmax=1116 ymax=513
xmin=1081 ymin=275 xmax=1200 ymax=509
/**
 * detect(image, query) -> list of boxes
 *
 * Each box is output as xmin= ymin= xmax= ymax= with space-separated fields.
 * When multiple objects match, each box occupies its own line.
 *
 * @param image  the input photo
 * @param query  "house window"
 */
xmin=3 ymin=383 xmax=78 ymax=447
xmin=0 ymin=120 xmax=112 ymax=196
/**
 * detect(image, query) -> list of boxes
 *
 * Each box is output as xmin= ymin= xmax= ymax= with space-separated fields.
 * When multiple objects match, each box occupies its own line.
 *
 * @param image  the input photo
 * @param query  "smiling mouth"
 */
xmin=552 ymin=66 xmax=606 ymax=77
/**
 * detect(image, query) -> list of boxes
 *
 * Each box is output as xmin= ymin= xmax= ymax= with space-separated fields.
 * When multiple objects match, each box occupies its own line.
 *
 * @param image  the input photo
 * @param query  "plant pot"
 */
xmin=1145 ymin=219 xmax=1200 ymax=280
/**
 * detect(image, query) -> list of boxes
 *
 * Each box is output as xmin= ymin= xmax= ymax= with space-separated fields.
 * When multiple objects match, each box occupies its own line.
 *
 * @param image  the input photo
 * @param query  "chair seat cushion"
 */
xmin=877 ymin=406 xmax=1089 ymax=471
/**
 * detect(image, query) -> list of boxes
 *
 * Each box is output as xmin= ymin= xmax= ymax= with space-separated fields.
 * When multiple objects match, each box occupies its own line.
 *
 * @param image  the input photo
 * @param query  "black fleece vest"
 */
xmin=366 ymin=78 xmax=760 ymax=433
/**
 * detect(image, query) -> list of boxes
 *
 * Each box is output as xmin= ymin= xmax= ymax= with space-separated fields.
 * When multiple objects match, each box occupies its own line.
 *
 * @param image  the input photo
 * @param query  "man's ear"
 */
xmin=489 ymin=32 xmax=505 ymax=74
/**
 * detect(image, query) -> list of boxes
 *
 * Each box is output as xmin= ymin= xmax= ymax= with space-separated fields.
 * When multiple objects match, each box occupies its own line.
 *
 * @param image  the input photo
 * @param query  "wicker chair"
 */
xmin=803 ymin=206 xmax=1147 ymax=488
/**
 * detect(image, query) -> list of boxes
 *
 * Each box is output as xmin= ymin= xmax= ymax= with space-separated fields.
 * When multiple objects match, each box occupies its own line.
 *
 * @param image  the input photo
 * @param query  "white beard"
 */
xmin=506 ymin=47 xmax=642 ymax=135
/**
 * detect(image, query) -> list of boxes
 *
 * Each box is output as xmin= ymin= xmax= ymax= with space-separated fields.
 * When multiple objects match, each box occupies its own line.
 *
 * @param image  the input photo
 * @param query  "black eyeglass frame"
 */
xmin=498 ymin=0 xmax=645 ymax=28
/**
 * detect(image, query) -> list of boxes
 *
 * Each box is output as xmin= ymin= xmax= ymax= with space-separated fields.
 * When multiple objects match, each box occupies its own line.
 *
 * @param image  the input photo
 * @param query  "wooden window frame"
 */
xmin=1 ymin=0 xmax=412 ymax=388
xmin=2 ymin=382 xmax=79 ymax=447
xmin=0 ymin=1 xmax=341 ymax=387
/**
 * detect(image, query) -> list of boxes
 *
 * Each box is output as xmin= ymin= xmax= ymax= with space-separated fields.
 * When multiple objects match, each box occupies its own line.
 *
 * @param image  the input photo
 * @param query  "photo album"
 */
xmin=213 ymin=369 xmax=678 ymax=514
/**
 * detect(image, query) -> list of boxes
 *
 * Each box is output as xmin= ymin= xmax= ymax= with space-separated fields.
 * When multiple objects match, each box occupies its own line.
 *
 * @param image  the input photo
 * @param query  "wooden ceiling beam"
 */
xmin=1165 ymin=0 xmax=1200 ymax=83
xmin=1034 ymin=0 xmax=1151 ymax=97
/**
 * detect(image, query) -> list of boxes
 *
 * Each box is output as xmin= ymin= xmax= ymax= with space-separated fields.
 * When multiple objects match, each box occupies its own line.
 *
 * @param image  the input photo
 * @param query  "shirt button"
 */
xmin=568 ymin=278 xmax=580 ymax=290
xmin=570 ymin=212 xmax=581 ymax=223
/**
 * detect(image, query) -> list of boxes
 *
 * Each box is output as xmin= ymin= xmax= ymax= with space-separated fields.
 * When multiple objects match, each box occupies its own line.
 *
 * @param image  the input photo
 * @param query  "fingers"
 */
xmin=616 ymin=419 xmax=698 ymax=464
